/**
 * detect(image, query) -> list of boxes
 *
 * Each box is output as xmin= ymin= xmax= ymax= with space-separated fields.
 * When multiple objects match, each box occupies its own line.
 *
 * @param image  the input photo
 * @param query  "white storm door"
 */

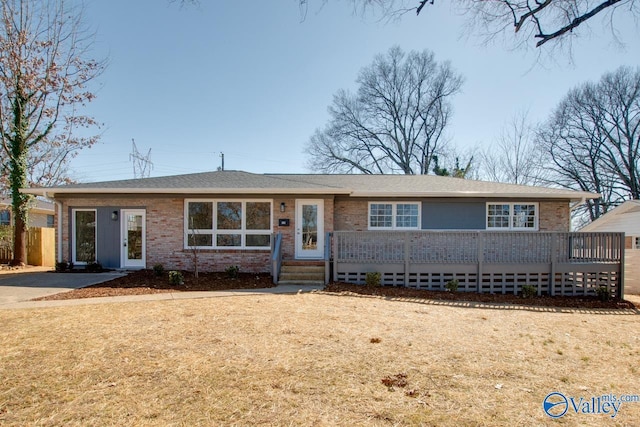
xmin=121 ymin=209 xmax=146 ymax=268
xmin=295 ymin=200 xmax=324 ymax=259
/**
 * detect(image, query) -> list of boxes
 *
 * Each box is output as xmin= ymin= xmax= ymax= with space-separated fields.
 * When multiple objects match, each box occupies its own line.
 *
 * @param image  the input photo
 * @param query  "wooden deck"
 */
xmin=329 ymin=231 xmax=624 ymax=298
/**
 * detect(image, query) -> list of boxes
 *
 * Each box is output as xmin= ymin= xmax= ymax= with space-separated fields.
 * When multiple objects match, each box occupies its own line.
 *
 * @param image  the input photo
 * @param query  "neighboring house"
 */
xmin=0 ymin=198 xmax=55 ymax=228
xmin=22 ymin=170 xmax=623 ymax=296
xmin=0 ymin=198 xmax=56 ymax=267
xmin=580 ymin=200 xmax=640 ymax=248
xmin=580 ymin=200 xmax=640 ymax=295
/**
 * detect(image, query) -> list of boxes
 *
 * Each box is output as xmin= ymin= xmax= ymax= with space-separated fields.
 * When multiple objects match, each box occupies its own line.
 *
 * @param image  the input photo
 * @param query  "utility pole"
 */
xmin=129 ymin=139 xmax=153 ymax=178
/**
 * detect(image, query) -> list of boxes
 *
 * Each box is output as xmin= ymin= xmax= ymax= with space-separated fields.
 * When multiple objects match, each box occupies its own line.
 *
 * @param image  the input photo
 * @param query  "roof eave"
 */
xmin=350 ymin=191 xmax=601 ymax=200
xmin=21 ymin=187 xmax=351 ymax=196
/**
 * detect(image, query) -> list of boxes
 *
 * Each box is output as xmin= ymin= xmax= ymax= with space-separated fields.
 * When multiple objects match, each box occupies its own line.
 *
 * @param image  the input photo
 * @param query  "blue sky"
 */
xmin=72 ymin=0 xmax=639 ymax=182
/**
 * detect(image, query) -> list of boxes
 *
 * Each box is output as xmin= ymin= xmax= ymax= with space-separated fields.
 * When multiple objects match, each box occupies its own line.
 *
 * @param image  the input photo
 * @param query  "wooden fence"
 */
xmin=0 ymin=227 xmax=55 ymax=267
xmin=331 ymin=231 xmax=624 ymax=298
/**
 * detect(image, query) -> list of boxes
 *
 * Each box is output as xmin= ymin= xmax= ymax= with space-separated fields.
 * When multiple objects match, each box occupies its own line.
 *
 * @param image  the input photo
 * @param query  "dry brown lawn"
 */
xmin=1 ymin=292 xmax=639 ymax=426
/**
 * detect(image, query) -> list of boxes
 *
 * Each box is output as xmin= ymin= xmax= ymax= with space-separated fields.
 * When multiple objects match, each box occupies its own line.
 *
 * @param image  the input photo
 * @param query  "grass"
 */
xmin=0 ymin=292 xmax=639 ymax=426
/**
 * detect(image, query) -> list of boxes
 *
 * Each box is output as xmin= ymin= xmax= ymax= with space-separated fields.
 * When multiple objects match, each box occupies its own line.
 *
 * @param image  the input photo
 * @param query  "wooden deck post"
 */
xmin=477 ymin=232 xmax=484 ymax=294
xmin=619 ymin=233 xmax=625 ymax=300
xmin=549 ymin=233 xmax=557 ymax=296
xmin=332 ymin=231 xmax=338 ymax=283
xmin=404 ymin=232 xmax=410 ymax=287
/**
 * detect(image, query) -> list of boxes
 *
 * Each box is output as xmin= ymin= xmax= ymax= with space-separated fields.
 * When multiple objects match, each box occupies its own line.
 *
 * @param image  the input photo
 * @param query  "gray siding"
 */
xmin=68 ymin=206 xmax=133 ymax=268
xmin=422 ymin=201 xmax=486 ymax=230
xmin=96 ymin=207 xmax=120 ymax=268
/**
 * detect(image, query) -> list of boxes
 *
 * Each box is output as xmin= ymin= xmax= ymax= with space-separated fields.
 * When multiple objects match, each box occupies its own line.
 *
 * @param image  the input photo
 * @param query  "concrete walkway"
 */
xmin=0 ymin=268 xmax=323 ymax=310
xmin=0 ymin=269 xmax=128 ymax=307
xmin=1 ymin=284 xmax=324 ymax=310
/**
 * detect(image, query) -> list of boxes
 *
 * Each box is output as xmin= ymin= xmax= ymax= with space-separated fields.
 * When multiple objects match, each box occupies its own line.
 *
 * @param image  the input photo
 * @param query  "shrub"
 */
xmin=67 ymin=262 xmax=74 ymax=271
xmin=55 ymin=261 xmax=68 ymax=272
xmin=445 ymin=279 xmax=459 ymax=292
xmin=168 ymin=270 xmax=184 ymax=286
xmin=85 ymin=262 xmax=102 ymax=273
xmin=521 ymin=284 xmax=537 ymax=298
xmin=596 ymin=286 xmax=611 ymax=302
xmin=365 ymin=272 xmax=381 ymax=287
xmin=225 ymin=265 xmax=240 ymax=279
xmin=153 ymin=263 xmax=165 ymax=277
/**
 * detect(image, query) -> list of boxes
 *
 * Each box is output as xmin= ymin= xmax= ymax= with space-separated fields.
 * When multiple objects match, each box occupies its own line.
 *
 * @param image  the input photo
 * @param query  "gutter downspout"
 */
xmin=569 ymin=196 xmax=587 ymax=212
xmin=43 ymin=192 xmax=63 ymax=263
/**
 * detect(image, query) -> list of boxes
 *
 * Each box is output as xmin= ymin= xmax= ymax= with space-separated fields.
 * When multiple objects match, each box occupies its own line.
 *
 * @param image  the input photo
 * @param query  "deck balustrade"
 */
xmin=330 ymin=231 xmax=624 ymax=298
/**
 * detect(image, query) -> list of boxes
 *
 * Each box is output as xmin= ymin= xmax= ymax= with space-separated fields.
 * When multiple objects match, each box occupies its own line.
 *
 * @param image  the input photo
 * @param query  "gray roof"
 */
xmin=22 ymin=170 xmax=600 ymax=201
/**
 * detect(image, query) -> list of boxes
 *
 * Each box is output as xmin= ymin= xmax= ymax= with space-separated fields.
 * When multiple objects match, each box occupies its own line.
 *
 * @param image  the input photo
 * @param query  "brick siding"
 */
xmin=56 ymin=195 xmax=571 ymax=273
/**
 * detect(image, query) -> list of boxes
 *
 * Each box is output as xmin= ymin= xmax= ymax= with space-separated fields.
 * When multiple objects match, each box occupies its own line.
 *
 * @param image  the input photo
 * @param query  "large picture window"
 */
xmin=185 ymin=200 xmax=272 ymax=249
xmin=487 ymin=203 xmax=538 ymax=230
xmin=368 ymin=202 xmax=420 ymax=230
xmin=72 ymin=209 xmax=96 ymax=263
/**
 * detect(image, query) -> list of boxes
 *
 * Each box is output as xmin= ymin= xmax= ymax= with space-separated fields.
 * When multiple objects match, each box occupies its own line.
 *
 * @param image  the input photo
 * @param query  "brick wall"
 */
xmin=334 ymin=198 xmax=368 ymax=231
xmin=58 ymin=194 xmax=336 ymax=273
xmin=538 ymin=201 xmax=570 ymax=231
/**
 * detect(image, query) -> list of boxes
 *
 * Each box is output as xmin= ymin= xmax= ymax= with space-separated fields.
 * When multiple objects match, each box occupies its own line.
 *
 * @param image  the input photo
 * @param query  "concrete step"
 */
xmin=279 ymin=271 xmax=325 ymax=281
xmin=277 ymin=279 xmax=325 ymax=286
xmin=278 ymin=261 xmax=325 ymax=284
xmin=280 ymin=265 xmax=325 ymax=274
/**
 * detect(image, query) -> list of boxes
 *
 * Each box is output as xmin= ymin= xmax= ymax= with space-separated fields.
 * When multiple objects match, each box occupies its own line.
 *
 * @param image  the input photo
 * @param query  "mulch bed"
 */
xmin=34 ymin=269 xmax=275 ymax=301
xmin=34 ymin=269 xmax=637 ymax=309
xmin=324 ymin=283 xmax=637 ymax=309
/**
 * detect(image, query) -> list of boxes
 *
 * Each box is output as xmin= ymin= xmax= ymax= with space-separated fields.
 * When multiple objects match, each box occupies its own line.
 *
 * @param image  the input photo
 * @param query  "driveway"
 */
xmin=0 ymin=268 xmax=126 ymax=306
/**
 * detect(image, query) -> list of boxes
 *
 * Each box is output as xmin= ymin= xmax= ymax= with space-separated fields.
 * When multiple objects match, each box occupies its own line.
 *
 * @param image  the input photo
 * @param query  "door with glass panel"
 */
xmin=295 ymin=200 xmax=324 ymax=259
xmin=72 ymin=209 xmax=96 ymax=264
xmin=121 ymin=209 xmax=146 ymax=268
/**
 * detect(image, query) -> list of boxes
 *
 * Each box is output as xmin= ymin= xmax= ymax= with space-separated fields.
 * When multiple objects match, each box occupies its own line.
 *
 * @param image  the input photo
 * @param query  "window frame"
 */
xmin=486 ymin=202 xmax=539 ymax=231
xmin=368 ymin=202 xmax=421 ymax=230
xmin=0 ymin=209 xmax=10 ymax=226
xmin=72 ymin=208 xmax=97 ymax=265
xmin=184 ymin=199 xmax=273 ymax=250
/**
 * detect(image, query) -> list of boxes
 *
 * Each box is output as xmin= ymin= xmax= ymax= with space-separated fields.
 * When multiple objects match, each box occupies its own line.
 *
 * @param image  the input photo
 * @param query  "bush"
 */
xmin=55 ymin=261 xmax=68 ymax=272
xmin=168 ymin=270 xmax=184 ymax=286
xmin=365 ymin=272 xmax=381 ymax=287
xmin=225 ymin=265 xmax=240 ymax=279
xmin=67 ymin=262 xmax=74 ymax=271
xmin=445 ymin=279 xmax=459 ymax=292
xmin=596 ymin=286 xmax=611 ymax=302
xmin=85 ymin=262 xmax=102 ymax=272
xmin=153 ymin=263 xmax=165 ymax=277
xmin=521 ymin=284 xmax=537 ymax=298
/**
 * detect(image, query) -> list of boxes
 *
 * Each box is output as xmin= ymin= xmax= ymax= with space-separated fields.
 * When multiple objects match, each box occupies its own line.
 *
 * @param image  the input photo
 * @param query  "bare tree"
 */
xmin=538 ymin=66 xmax=640 ymax=221
xmin=305 ymin=46 xmax=463 ymax=174
xmin=0 ymin=0 xmax=104 ymax=265
xmin=480 ymin=111 xmax=549 ymax=185
xmin=299 ymin=1 xmax=638 ymax=50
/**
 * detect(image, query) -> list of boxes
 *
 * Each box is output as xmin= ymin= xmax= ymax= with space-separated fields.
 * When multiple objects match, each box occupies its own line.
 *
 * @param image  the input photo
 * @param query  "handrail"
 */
xmin=324 ymin=231 xmax=332 ymax=285
xmin=271 ymin=232 xmax=283 ymax=285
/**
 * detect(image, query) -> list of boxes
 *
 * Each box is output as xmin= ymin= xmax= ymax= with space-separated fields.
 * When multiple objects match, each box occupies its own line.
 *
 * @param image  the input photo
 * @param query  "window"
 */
xmin=368 ymin=202 xmax=420 ymax=230
xmin=0 ymin=210 xmax=10 ymax=226
xmin=73 ymin=209 xmax=96 ymax=263
xmin=185 ymin=200 xmax=272 ymax=249
xmin=46 ymin=215 xmax=55 ymax=228
xmin=486 ymin=203 xmax=538 ymax=230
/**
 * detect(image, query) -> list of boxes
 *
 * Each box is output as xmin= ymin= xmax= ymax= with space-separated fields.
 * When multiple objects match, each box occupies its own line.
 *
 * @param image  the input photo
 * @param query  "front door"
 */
xmin=295 ymin=200 xmax=324 ymax=259
xmin=121 ymin=209 xmax=146 ymax=268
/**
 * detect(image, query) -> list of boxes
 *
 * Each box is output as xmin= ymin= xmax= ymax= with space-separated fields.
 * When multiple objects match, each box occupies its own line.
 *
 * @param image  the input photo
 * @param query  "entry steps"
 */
xmin=277 ymin=260 xmax=325 ymax=285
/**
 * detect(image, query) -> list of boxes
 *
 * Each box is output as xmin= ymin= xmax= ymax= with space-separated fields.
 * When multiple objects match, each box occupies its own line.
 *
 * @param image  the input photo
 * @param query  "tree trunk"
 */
xmin=11 ymin=215 xmax=27 ymax=266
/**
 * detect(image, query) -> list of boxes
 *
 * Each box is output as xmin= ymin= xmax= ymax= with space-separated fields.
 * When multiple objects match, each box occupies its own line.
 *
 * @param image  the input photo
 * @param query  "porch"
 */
xmin=325 ymin=231 xmax=624 ymax=298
